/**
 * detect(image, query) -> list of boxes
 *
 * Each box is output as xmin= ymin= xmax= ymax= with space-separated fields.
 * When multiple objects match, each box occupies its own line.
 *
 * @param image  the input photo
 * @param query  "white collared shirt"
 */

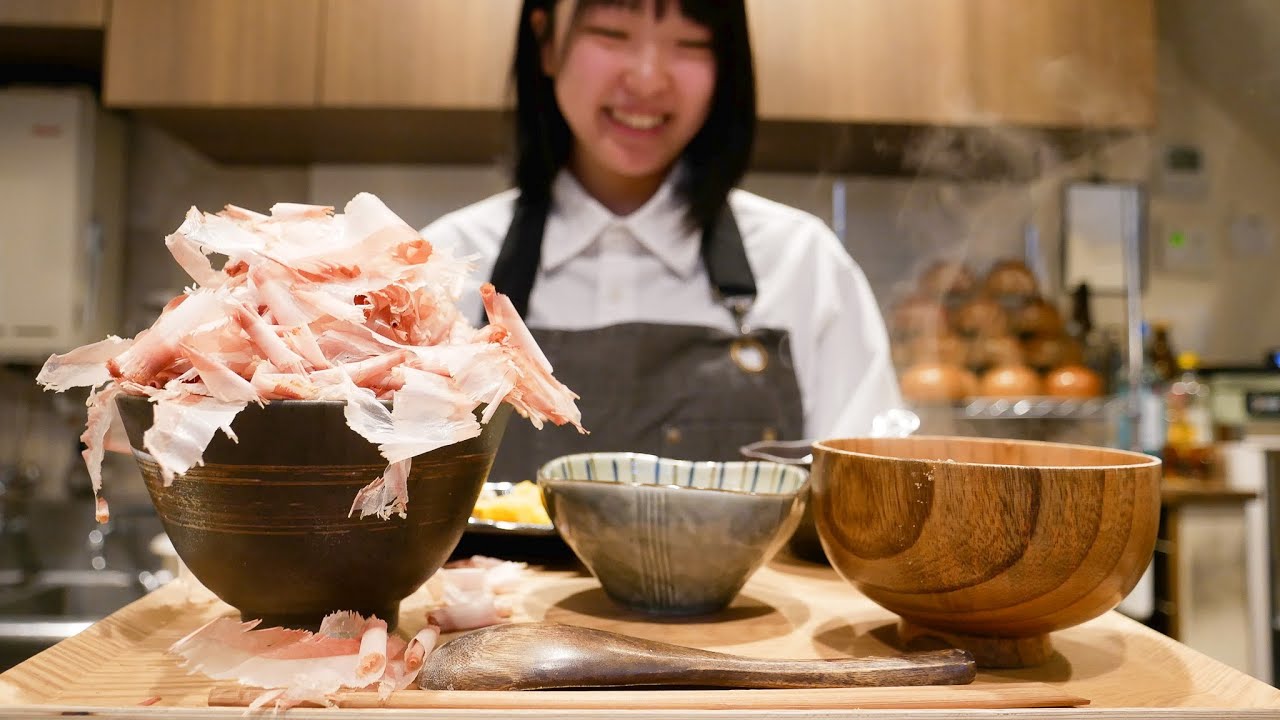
xmin=421 ymin=171 xmax=902 ymax=440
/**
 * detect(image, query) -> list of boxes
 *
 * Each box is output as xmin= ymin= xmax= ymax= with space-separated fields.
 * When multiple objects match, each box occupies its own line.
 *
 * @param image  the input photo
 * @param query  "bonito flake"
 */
xmin=37 ymin=193 xmax=584 ymax=522
xmin=170 ymin=610 xmax=443 ymax=709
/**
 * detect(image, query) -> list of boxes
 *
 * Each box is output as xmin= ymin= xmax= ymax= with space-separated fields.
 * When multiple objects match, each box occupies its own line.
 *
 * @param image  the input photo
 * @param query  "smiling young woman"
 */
xmin=423 ymin=0 xmax=902 ymax=485
xmin=535 ymin=0 xmax=717 ymax=214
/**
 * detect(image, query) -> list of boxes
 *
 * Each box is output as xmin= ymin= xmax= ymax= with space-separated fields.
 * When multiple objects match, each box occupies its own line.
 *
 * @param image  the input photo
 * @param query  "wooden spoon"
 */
xmin=417 ymin=622 xmax=976 ymax=691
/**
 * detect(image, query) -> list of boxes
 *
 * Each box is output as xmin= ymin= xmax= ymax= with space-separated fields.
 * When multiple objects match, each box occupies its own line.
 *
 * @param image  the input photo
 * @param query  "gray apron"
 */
xmin=484 ymin=196 xmax=804 ymax=484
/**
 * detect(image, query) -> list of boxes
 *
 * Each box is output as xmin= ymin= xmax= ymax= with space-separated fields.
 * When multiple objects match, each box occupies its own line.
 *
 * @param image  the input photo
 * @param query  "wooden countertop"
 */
xmin=1161 ymin=477 xmax=1259 ymax=506
xmin=0 ymin=555 xmax=1278 ymax=718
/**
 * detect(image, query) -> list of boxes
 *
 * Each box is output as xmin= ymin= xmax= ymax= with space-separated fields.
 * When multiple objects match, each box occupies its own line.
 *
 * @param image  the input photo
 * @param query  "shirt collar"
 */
xmin=542 ymin=168 xmax=701 ymax=279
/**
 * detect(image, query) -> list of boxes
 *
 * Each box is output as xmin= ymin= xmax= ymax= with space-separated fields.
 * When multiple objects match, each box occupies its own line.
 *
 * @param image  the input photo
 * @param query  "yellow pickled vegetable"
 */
xmin=471 ymin=481 xmax=551 ymax=525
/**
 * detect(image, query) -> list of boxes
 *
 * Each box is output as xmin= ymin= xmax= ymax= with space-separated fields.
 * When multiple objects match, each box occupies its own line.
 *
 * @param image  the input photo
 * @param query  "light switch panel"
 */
xmin=1155 ymin=224 xmax=1213 ymax=274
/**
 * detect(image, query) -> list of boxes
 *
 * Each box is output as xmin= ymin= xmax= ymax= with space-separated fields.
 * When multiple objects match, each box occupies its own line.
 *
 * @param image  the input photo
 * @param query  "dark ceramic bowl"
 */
xmin=116 ymin=393 xmax=511 ymax=631
xmin=537 ymin=452 xmax=807 ymax=615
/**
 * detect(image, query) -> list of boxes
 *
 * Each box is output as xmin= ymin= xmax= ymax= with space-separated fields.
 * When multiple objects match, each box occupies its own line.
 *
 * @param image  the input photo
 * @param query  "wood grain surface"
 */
xmin=104 ymin=0 xmax=321 ymax=107
xmin=1161 ymin=477 xmax=1259 ymax=506
xmin=320 ymin=0 xmax=520 ymax=109
xmin=811 ymin=437 xmax=1162 ymax=667
xmin=209 ymin=683 xmax=1085 ymax=710
xmin=745 ymin=0 xmax=1156 ymax=127
xmin=0 ymin=556 xmax=1278 ymax=718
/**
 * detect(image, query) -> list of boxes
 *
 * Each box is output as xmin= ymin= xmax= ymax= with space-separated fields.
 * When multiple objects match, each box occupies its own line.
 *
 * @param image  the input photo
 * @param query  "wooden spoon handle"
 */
xmin=417 ymin=622 xmax=976 ymax=690
xmin=677 ymin=648 xmax=976 ymax=689
xmin=504 ymin=648 xmax=977 ymax=689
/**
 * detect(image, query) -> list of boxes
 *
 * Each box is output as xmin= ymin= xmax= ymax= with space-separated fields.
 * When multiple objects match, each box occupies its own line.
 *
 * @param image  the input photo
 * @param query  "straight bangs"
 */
xmin=511 ymin=0 xmax=757 ymax=233
xmin=568 ymin=0 xmax=702 ymax=22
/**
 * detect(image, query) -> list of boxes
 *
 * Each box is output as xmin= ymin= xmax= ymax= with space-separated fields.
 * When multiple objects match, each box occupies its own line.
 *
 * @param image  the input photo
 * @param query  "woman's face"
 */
xmin=542 ymin=1 xmax=717 ymax=186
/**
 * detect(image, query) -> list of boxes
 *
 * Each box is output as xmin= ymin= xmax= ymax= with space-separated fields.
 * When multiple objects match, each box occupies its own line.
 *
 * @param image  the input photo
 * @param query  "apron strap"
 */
xmin=701 ymin=204 xmax=755 ymax=300
xmin=488 ymin=197 xmax=549 ymax=320
xmin=487 ymin=190 xmax=757 ymax=323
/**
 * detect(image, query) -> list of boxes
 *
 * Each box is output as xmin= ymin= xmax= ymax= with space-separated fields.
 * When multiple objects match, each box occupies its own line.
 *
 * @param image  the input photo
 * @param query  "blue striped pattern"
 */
xmin=537 ymin=452 xmax=807 ymax=496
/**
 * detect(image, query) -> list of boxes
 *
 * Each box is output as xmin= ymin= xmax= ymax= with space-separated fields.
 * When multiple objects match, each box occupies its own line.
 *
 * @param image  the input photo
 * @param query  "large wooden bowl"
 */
xmin=117 ymin=394 xmax=512 ymax=631
xmin=810 ymin=436 xmax=1160 ymax=668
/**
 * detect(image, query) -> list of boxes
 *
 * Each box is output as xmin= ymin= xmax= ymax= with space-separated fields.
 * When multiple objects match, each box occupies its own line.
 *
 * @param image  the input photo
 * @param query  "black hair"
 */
xmin=511 ymin=0 xmax=757 ymax=234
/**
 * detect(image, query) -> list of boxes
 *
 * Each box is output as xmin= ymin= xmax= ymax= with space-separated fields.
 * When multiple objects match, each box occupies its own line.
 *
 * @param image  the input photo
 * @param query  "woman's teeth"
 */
xmin=608 ymin=109 xmax=665 ymax=130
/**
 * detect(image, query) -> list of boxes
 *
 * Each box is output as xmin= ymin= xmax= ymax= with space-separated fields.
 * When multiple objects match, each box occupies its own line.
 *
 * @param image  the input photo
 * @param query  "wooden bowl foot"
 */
xmin=897 ymin=620 xmax=1053 ymax=669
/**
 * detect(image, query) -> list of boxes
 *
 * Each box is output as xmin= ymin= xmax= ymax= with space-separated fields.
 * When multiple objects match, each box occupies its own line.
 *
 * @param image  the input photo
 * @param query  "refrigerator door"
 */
xmin=0 ymin=88 xmax=89 ymax=358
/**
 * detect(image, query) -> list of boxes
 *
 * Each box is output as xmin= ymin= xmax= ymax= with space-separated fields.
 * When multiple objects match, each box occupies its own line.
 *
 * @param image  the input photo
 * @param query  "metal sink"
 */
xmin=0 ymin=495 xmax=171 ymax=671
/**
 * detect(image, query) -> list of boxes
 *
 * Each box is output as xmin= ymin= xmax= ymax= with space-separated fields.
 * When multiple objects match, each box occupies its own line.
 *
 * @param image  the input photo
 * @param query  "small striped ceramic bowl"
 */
xmin=537 ymin=452 xmax=808 ymax=615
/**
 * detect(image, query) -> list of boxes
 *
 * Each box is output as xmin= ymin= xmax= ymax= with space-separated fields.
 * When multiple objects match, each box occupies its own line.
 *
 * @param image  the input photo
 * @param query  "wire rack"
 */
xmin=955 ymin=396 xmax=1121 ymax=420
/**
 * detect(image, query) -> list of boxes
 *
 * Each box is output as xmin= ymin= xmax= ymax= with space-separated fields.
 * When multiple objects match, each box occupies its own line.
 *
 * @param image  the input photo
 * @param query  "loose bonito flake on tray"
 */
xmin=171 ymin=610 xmax=442 ymax=710
xmin=169 ymin=556 xmax=527 ymax=710
xmin=36 ymin=193 xmax=585 ymax=522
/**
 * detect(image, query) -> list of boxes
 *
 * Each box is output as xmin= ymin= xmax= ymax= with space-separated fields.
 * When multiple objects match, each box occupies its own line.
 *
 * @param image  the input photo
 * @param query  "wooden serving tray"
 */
xmin=0 ymin=556 xmax=1278 ymax=718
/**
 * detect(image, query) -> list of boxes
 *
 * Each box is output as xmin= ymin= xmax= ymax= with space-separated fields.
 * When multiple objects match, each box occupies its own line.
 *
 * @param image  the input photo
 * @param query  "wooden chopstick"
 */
xmin=210 ymin=682 xmax=1089 ymax=710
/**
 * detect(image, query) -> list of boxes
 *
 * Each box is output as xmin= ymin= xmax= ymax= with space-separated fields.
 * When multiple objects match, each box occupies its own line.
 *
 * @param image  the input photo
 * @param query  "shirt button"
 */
xmin=665 ymin=427 xmax=683 ymax=445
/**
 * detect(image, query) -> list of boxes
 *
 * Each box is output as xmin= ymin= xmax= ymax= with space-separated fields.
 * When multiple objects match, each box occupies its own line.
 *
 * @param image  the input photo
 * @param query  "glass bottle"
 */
xmin=1163 ymin=352 xmax=1214 ymax=479
xmin=1114 ymin=322 xmax=1166 ymax=457
xmin=1066 ymin=282 xmax=1118 ymax=393
xmin=1149 ymin=323 xmax=1177 ymax=383
xmin=1067 ymin=283 xmax=1096 ymax=364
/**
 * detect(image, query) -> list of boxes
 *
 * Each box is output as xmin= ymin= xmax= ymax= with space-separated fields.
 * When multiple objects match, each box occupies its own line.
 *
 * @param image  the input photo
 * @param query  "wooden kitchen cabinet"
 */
xmin=104 ymin=0 xmax=322 ymax=107
xmin=322 ymin=0 xmax=521 ymax=109
xmin=747 ymin=0 xmax=1155 ymax=128
xmin=326 ymin=0 xmax=1152 ymax=125
xmin=965 ymin=0 xmax=1156 ymax=127
xmin=1151 ymin=480 xmax=1263 ymax=680
xmin=749 ymin=0 xmax=972 ymax=125
xmin=0 ymin=0 xmax=105 ymax=27
xmin=97 ymin=0 xmax=1155 ymax=163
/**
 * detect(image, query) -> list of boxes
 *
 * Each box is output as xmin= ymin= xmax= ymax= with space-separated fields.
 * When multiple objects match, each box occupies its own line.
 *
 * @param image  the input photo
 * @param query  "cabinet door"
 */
xmin=0 ymin=0 xmax=105 ymax=27
xmin=104 ymin=0 xmax=322 ymax=107
xmin=1175 ymin=504 xmax=1254 ymax=676
xmin=748 ymin=0 xmax=973 ymax=125
xmin=966 ymin=0 xmax=1155 ymax=127
xmin=322 ymin=0 xmax=521 ymax=109
xmin=747 ymin=0 xmax=1155 ymax=128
